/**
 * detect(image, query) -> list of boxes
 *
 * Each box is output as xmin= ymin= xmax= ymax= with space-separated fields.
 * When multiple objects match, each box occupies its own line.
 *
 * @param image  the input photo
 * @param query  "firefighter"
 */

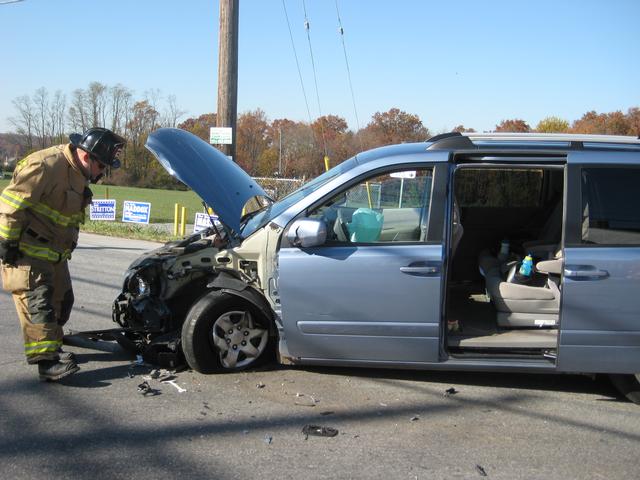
xmin=0 ymin=127 xmax=125 ymax=381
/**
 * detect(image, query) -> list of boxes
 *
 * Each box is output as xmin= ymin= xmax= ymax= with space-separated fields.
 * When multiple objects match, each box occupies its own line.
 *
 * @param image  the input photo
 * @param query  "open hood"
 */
xmin=145 ymin=128 xmax=268 ymax=236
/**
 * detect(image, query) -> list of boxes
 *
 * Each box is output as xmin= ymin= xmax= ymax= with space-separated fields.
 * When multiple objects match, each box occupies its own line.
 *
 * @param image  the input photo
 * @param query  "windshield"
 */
xmin=241 ymin=157 xmax=358 ymax=236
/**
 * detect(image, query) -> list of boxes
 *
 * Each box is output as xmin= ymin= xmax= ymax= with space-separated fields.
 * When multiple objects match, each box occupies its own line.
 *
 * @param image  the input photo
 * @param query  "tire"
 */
xmin=609 ymin=374 xmax=640 ymax=405
xmin=181 ymin=291 xmax=273 ymax=374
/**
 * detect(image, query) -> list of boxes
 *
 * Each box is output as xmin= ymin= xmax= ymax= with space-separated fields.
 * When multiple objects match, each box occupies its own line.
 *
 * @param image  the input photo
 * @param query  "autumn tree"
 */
xmin=68 ymin=88 xmax=88 ymax=132
xmin=8 ymin=95 xmax=35 ymax=150
xmin=109 ymin=84 xmax=133 ymax=134
xmin=627 ymin=107 xmax=640 ymax=136
xmin=124 ymin=100 xmax=160 ymax=182
xmin=494 ymin=119 xmax=531 ymax=132
xmin=178 ymin=113 xmax=217 ymax=142
xmin=311 ymin=114 xmax=356 ymax=168
xmin=49 ymin=90 xmax=67 ymax=145
xmin=536 ymin=116 xmax=569 ymax=133
xmin=236 ymin=108 xmax=270 ymax=174
xmin=362 ymin=108 xmax=430 ymax=148
xmin=571 ymin=110 xmax=630 ymax=135
xmin=452 ymin=125 xmax=476 ymax=133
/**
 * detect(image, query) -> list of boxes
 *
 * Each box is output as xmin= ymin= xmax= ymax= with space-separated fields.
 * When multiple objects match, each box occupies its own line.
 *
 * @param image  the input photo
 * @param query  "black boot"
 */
xmin=56 ymin=349 xmax=76 ymax=363
xmin=38 ymin=359 xmax=80 ymax=381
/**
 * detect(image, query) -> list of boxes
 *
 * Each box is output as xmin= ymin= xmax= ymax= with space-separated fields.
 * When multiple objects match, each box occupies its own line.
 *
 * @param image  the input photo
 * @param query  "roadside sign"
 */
xmin=193 ymin=212 xmax=212 ymax=233
xmin=122 ymin=201 xmax=151 ymax=224
xmin=89 ymin=199 xmax=116 ymax=221
xmin=210 ymin=127 xmax=233 ymax=145
xmin=193 ymin=212 xmax=222 ymax=234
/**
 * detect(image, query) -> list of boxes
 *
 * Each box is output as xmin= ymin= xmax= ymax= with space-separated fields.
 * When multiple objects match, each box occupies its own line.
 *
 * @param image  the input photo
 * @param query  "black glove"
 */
xmin=0 ymin=240 xmax=20 ymax=265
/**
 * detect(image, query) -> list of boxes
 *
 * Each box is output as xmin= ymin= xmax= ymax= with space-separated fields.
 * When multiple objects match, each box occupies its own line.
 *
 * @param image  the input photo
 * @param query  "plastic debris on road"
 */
xmin=302 ymin=425 xmax=339 ymax=439
xmin=137 ymin=381 xmax=159 ymax=396
xmin=444 ymin=387 xmax=458 ymax=397
xmin=294 ymin=392 xmax=318 ymax=407
xmin=476 ymin=464 xmax=488 ymax=477
xmin=162 ymin=379 xmax=187 ymax=393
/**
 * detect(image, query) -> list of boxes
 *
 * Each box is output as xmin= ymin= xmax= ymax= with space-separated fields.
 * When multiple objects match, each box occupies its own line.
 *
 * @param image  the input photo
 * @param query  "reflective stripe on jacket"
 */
xmin=0 ymin=144 xmax=91 ymax=262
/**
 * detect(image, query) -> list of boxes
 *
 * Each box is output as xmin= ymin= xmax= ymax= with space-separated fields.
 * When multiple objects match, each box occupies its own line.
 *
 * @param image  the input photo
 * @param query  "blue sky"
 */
xmin=1 ymin=0 xmax=639 ymax=134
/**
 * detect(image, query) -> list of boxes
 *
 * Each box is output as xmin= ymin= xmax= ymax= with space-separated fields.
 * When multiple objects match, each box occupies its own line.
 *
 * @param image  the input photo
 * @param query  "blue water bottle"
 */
xmin=519 ymin=254 xmax=533 ymax=276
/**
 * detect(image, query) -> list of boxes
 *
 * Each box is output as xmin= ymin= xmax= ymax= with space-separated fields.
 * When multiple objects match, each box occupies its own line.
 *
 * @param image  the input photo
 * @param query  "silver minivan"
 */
xmin=113 ymin=129 xmax=640 ymax=404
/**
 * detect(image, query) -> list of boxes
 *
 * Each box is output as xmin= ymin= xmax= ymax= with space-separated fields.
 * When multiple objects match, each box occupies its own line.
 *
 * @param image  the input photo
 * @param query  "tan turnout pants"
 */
xmin=1 ymin=257 xmax=73 ymax=364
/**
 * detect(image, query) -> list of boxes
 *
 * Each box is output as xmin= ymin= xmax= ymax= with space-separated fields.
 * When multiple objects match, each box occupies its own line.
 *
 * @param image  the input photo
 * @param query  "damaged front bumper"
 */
xmin=108 ymin=294 xmax=185 ymax=368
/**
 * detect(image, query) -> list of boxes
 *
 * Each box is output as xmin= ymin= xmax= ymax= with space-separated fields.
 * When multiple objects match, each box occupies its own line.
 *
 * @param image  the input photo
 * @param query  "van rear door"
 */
xmin=559 ymin=152 xmax=640 ymax=373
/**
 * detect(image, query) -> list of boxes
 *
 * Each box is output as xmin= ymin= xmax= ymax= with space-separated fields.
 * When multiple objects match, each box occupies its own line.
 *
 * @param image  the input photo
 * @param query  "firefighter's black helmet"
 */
xmin=69 ymin=127 xmax=125 ymax=169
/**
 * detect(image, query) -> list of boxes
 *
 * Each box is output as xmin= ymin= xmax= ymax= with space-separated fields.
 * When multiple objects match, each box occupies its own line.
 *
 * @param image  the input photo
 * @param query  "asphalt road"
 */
xmin=1 ymin=233 xmax=638 ymax=480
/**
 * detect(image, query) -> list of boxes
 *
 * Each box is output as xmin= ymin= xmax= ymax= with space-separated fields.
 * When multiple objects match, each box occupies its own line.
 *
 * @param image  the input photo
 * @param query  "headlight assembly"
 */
xmin=127 ymin=272 xmax=156 ymax=298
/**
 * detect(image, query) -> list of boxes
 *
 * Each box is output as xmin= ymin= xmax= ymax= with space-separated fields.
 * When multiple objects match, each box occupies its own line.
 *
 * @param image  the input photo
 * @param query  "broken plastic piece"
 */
xmin=444 ymin=387 xmax=458 ymax=397
xmin=476 ymin=464 xmax=487 ymax=477
xmin=294 ymin=393 xmax=317 ymax=407
xmin=137 ymin=381 xmax=159 ymax=396
xmin=302 ymin=425 xmax=339 ymax=440
xmin=162 ymin=379 xmax=186 ymax=393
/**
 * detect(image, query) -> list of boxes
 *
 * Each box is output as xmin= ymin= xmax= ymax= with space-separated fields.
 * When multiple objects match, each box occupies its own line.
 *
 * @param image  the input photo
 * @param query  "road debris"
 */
xmin=150 ymin=369 xmax=174 ymax=382
xmin=475 ymin=464 xmax=488 ymax=477
xmin=256 ymin=382 xmax=266 ymax=389
xmin=264 ymin=434 xmax=273 ymax=445
xmin=444 ymin=387 xmax=458 ymax=397
xmin=137 ymin=381 xmax=159 ymax=396
xmin=302 ymin=424 xmax=339 ymax=440
xmin=162 ymin=379 xmax=187 ymax=393
xmin=320 ymin=411 xmax=335 ymax=416
xmin=294 ymin=393 xmax=318 ymax=407
xmin=410 ymin=415 xmax=420 ymax=422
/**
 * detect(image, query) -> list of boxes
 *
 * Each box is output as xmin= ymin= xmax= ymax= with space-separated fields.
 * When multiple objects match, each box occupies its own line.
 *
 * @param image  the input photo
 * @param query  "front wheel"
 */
xmin=609 ymin=374 xmax=640 ymax=405
xmin=181 ymin=291 xmax=273 ymax=373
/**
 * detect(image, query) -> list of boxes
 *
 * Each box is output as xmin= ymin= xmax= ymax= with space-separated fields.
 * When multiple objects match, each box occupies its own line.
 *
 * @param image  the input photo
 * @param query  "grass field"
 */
xmin=0 ymin=178 xmax=204 ymax=223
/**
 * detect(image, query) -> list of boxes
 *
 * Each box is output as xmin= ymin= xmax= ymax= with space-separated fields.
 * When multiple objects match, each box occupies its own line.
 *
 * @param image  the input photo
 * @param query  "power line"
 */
xmin=281 ymin=0 xmax=313 ymax=124
xmin=302 ymin=0 xmax=328 ymax=158
xmin=335 ymin=0 xmax=361 ymax=140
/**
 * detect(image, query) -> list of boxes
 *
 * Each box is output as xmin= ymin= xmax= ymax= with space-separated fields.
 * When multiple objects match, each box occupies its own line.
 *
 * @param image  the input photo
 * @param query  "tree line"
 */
xmin=2 ymin=82 xmax=639 ymax=189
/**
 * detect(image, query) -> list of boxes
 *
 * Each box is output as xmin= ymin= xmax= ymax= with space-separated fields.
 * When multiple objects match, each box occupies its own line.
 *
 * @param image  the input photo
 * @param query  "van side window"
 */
xmin=581 ymin=167 xmax=640 ymax=245
xmin=308 ymin=168 xmax=434 ymax=244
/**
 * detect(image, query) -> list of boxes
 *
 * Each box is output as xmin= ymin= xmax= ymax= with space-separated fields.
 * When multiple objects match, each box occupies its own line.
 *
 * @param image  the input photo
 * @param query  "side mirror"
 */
xmin=286 ymin=219 xmax=327 ymax=248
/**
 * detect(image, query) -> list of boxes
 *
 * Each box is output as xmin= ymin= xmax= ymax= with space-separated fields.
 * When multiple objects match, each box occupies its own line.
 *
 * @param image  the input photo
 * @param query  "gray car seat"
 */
xmin=478 ymin=198 xmax=563 ymax=277
xmin=484 ymin=248 xmax=563 ymax=328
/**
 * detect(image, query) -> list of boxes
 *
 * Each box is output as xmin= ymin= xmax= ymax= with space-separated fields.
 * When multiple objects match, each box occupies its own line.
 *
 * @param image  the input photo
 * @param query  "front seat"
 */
xmin=485 ymin=249 xmax=563 ymax=328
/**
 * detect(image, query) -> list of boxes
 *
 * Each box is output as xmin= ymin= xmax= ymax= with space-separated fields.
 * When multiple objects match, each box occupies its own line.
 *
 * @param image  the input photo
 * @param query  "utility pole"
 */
xmin=216 ymin=0 xmax=239 ymax=161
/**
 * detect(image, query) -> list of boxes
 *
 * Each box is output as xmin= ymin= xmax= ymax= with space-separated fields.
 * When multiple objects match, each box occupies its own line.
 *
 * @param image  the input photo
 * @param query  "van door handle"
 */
xmin=564 ymin=265 xmax=609 ymax=280
xmin=400 ymin=262 xmax=440 ymax=276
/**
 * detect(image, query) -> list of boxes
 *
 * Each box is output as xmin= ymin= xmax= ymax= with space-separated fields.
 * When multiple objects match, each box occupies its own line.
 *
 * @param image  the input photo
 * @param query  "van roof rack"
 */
xmin=426 ymin=131 xmax=640 ymax=151
xmin=462 ymin=132 xmax=640 ymax=145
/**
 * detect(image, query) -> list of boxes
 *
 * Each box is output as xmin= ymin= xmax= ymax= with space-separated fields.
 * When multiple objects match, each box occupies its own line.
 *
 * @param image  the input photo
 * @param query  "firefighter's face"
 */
xmin=76 ymin=148 xmax=105 ymax=182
